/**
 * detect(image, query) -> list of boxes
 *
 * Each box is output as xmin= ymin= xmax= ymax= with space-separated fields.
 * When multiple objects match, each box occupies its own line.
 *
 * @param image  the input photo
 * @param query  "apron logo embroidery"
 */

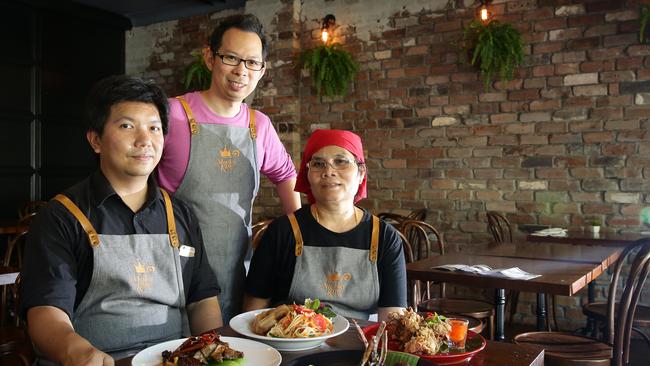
xmin=217 ymin=146 xmax=241 ymax=173
xmin=323 ymin=272 xmax=352 ymax=298
xmin=132 ymin=260 xmax=156 ymax=292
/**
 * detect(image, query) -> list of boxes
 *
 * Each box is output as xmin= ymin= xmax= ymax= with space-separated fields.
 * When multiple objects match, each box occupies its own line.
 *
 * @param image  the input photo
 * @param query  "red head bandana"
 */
xmin=294 ymin=129 xmax=367 ymax=204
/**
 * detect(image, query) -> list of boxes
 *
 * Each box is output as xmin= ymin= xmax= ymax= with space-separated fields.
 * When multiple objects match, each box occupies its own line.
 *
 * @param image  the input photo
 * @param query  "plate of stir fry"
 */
xmin=130 ymin=330 xmax=281 ymax=366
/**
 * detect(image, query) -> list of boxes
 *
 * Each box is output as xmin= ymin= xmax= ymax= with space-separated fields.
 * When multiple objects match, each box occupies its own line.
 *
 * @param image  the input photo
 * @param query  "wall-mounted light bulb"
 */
xmin=321 ymin=29 xmax=329 ymax=43
xmin=480 ymin=6 xmax=489 ymax=22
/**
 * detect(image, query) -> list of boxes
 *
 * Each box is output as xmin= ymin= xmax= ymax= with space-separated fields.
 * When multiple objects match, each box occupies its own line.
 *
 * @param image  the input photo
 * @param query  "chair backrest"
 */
xmin=407 ymin=208 xmax=427 ymax=221
xmin=486 ymin=211 xmax=512 ymax=243
xmin=251 ymin=218 xmax=273 ymax=250
xmin=17 ymin=200 xmax=47 ymax=221
xmin=2 ymin=231 xmax=27 ymax=327
xmin=399 ymin=220 xmax=445 ymax=306
xmin=608 ymin=238 xmax=650 ymax=366
xmin=400 ymin=220 xmax=445 ymax=259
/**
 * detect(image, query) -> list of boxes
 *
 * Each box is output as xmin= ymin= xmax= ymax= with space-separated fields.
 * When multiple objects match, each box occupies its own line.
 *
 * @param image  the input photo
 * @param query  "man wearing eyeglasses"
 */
xmin=157 ymin=13 xmax=301 ymax=323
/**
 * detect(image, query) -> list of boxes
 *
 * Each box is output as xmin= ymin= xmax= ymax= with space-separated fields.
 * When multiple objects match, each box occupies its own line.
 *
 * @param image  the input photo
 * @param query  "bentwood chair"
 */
xmin=515 ymin=238 xmax=650 ymax=366
xmin=583 ymin=240 xmax=650 ymax=346
xmin=17 ymin=201 xmax=47 ymax=222
xmin=377 ymin=209 xmax=427 ymax=231
xmin=400 ymin=220 xmax=493 ymax=339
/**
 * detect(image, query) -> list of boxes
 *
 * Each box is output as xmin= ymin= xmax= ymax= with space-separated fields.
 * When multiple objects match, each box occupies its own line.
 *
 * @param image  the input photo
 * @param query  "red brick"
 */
xmin=509 ymin=89 xmax=540 ymax=100
xmin=533 ymin=65 xmax=555 ymax=77
xmin=580 ymin=61 xmax=615 ymax=73
xmin=568 ymin=14 xmax=603 ymax=27
xmin=534 ymin=18 xmax=567 ymax=31
xmin=590 ymin=107 xmax=623 ymax=120
xmin=555 ymin=63 xmax=580 ymax=75
xmin=533 ymin=41 xmax=564 ymax=54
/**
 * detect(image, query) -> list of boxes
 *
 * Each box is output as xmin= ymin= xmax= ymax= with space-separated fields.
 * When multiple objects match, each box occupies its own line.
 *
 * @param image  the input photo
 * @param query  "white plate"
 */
xmin=131 ymin=336 xmax=281 ymax=366
xmin=229 ymin=308 xmax=349 ymax=352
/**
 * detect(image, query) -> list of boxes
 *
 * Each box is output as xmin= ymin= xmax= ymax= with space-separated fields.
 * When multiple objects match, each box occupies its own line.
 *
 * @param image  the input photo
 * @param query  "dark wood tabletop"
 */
xmin=526 ymin=231 xmax=649 ymax=246
xmin=477 ymin=241 xmax=622 ymax=269
xmin=407 ymin=253 xmax=601 ymax=296
xmin=116 ymin=322 xmax=544 ymax=366
xmin=406 ymin=253 xmax=613 ymax=341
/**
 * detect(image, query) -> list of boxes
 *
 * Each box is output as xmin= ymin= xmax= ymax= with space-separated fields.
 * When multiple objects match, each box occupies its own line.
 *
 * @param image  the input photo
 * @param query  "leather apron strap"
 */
xmin=248 ymin=107 xmax=257 ymax=139
xmin=288 ymin=210 xmax=380 ymax=262
xmin=176 ymin=96 xmax=199 ymax=135
xmin=160 ymin=189 xmax=180 ymax=248
xmin=53 ymin=191 xmax=179 ymax=248
xmin=53 ymin=194 xmax=100 ymax=247
xmin=288 ymin=213 xmax=304 ymax=256
xmin=370 ymin=215 xmax=380 ymax=263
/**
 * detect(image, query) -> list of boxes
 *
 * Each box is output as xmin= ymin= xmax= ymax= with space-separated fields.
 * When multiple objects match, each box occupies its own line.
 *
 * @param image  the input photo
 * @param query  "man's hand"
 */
xmin=27 ymin=306 xmax=114 ymax=366
xmin=61 ymin=338 xmax=113 ymax=366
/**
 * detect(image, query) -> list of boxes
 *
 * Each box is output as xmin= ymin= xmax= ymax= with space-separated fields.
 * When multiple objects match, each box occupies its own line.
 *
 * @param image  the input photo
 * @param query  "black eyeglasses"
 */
xmin=214 ymin=52 xmax=265 ymax=71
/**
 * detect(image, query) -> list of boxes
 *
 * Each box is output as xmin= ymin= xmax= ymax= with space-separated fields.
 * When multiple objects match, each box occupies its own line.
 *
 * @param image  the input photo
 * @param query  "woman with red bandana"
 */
xmin=243 ymin=129 xmax=406 ymax=321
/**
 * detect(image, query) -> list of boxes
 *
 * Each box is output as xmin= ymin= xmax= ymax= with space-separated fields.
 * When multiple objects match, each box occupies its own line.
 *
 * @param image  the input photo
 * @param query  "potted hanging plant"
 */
xmin=183 ymin=49 xmax=212 ymax=91
xmin=298 ymin=43 xmax=359 ymax=97
xmin=460 ymin=19 xmax=524 ymax=89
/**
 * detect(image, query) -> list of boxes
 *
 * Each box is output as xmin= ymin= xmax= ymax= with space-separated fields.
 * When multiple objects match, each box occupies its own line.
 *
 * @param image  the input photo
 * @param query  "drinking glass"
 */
xmin=448 ymin=318 xmax=469 ymax=349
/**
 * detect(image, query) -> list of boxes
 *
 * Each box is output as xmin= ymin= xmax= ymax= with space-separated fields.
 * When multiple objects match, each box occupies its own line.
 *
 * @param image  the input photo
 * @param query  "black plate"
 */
xmin=283 ymin=349 xmax=436 ymax=366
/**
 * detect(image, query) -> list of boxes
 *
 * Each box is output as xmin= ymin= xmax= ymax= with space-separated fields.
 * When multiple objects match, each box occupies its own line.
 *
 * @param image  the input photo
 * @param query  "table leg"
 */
xmin=494 ymin=288 xmax=505 ymax=341
xmin=536 ymin=293 xmax=546 ymax=331
xmin=587 ymin=281 xmax=596 ymax=336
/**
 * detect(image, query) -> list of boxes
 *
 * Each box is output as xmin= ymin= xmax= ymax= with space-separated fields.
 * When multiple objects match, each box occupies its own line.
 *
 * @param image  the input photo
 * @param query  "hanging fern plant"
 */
xmin=462 ymin=19 xmax=524 ymax=89
xmin=183 ymin=49 xmax=211 ymax=91
xmin=298 ymin=43 xmax=359 ymax=97
xmin=640 ymin=5 xmax=650 ymax=43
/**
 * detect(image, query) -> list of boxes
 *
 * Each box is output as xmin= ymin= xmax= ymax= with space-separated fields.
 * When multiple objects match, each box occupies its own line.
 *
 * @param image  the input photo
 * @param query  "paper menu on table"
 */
xmin=531 ymin=227 xmax=568 ymax=237
xmin=431 ymin=264 xmax=541 ymax=280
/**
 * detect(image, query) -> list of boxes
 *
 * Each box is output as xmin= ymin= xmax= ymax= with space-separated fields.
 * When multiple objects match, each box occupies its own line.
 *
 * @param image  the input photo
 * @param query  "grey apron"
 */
xmin=47 ymin=190 xmax=189 ymax=361
xmin=286 ymin=209 xmax=381 ymax=320
xmin=174 ymin=97 xmax=260 ymax=322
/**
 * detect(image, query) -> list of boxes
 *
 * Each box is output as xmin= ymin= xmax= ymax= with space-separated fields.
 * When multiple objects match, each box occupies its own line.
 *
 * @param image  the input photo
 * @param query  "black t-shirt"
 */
xmin=245 ymin=205 xmax=407 ymax=308
xmin=20 ymin=170 xmax=220 ymax=319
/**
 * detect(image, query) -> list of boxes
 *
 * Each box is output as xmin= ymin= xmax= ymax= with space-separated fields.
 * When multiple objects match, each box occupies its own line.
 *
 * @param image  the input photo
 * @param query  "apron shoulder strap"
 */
xmin=370 ymin=215 xmax=380 ymax=263
xmin=287 ymin=213 xmax=303 ymax=256
xmin=53 ymin=194 xmax=100 ymax=247
xmin=248 ymin=107 xmax=257 ymax=140
xmin=176 ymin=96 xmax=199 ymax=135
xmin=160 ymin=189 xmax=180 ymax=248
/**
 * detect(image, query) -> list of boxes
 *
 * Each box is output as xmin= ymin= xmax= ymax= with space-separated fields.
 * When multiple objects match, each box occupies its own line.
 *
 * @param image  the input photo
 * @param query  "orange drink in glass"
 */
xmin=448 ymin=318 xmax=469 ymax=349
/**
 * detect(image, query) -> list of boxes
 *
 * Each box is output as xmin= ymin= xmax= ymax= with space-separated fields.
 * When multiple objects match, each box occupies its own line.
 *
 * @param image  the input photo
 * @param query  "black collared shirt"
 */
xmin=20 ymin=170 xmax=220 ymax=318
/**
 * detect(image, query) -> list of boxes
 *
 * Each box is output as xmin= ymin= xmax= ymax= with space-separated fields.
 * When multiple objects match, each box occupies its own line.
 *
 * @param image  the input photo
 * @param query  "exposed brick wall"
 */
xmin=126 ymin=0 xmax=650 ymax=329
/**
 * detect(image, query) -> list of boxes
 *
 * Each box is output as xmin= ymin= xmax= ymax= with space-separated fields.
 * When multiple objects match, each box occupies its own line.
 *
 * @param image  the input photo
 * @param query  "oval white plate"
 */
xmin=131 ymin=336 xmax=281 ymax=366
xmin=229 ymin=308 xmax=350 ymax=352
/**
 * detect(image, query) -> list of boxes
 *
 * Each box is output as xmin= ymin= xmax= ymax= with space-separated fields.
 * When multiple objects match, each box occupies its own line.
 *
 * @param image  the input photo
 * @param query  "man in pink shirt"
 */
xmin=157 ymin=13 xmax=301 ymax=322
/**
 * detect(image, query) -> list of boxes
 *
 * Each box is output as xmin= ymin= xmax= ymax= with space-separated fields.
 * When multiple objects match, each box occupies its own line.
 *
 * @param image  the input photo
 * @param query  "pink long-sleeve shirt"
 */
xmin=157 ymin=92 xmax=297 ymax=193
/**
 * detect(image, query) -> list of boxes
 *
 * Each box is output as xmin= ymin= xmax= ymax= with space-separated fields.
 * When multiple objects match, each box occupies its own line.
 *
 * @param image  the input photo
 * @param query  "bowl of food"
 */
xmin=131 ymin=330 xmax=281 ymax=366
xmin=229 ymin=299 xmax=349 ymax=351
xmin=362 ymin=309 xmax=486 ymax=365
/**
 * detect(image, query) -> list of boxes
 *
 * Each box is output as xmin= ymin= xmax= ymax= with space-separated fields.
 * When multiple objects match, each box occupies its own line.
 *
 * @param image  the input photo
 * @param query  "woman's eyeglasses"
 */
xmin=307 ymin=158 xmax=359 ymax=171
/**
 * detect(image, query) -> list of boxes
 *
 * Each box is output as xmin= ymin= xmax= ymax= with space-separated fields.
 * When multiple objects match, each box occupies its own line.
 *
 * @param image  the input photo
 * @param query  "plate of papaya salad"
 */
xmin=229 ymin=299 xmax=349 ymax=351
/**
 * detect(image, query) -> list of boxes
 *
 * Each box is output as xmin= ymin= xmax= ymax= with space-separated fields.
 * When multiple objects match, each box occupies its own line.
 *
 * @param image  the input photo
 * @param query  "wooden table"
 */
xmin=527 ymin=231 xmax=648 ymax=246
xmin=476 ymin=241 xmax=622 ymax=331
xmin=116 ymin=322 xmax=544 ymax=366
xmin=407 ymin=253 xmax=611 ymax=341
